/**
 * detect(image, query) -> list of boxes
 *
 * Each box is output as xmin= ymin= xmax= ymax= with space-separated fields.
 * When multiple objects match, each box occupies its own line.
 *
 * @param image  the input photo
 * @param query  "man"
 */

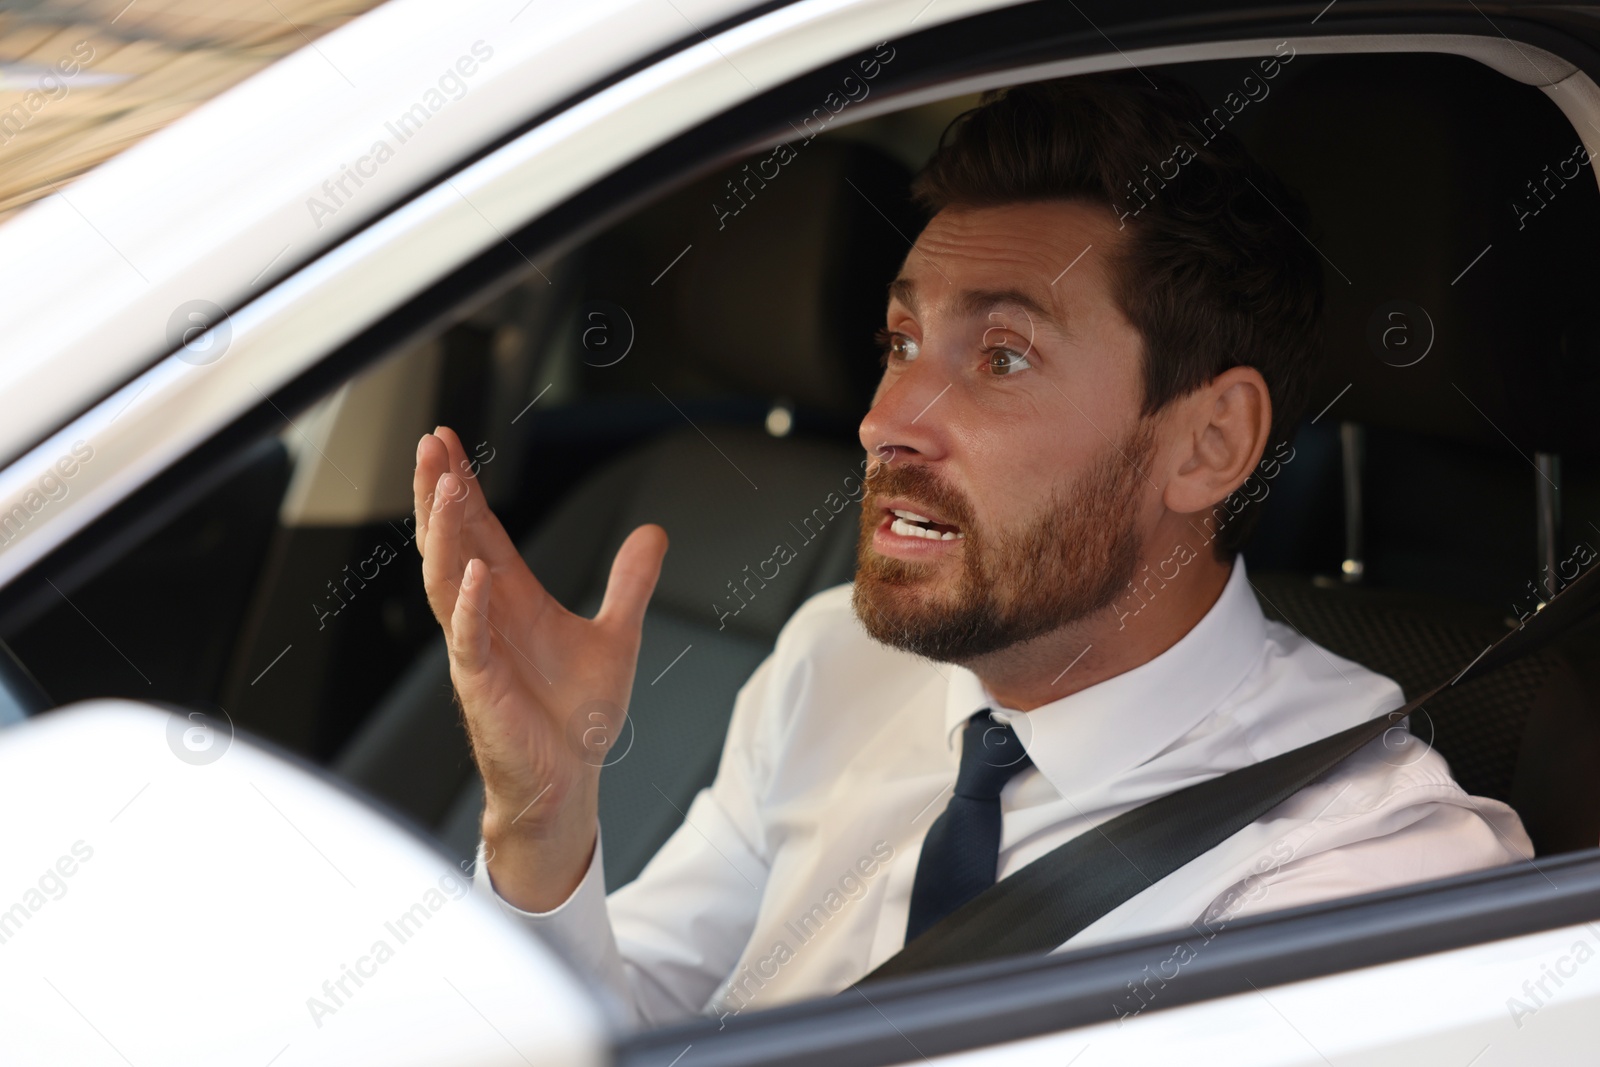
xmin=411 ymin=72 xmax=1530 ymax=1029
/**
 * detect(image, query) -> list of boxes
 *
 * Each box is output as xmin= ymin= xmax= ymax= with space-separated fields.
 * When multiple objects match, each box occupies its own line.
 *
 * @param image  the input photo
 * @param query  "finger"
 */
xmin=596 ymin=523 xmax=668 ymax=635
xmin=421 ymin=469 xmax=469 ymax=635
xmin=431 ymin=425 xmax=487 ymax=514
xmin=430 ymin=424 xmax=524 ymax=573
xmin=449 ymin=558 xmax=493 ymax=678
xmin=413 ymin=432 xmax=449 ymax=557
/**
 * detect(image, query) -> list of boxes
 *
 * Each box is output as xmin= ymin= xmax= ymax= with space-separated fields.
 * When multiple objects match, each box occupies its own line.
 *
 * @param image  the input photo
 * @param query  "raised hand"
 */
xmin=414 ymin=426 xmax=667 ymax=910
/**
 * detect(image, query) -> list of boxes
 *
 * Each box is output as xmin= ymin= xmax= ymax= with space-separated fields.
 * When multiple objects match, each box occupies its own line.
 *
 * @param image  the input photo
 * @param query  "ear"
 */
xmin=1162 ymin=365 xmax=1272 ymax=516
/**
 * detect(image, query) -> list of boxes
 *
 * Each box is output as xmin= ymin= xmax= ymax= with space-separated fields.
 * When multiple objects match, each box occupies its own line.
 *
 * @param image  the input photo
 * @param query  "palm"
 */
xmin=413 ymin=426 xmax=665 ymax=830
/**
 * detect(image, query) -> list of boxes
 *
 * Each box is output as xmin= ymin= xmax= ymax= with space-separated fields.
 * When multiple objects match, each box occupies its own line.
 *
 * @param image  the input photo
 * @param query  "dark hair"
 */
xmin=909 ymin=70 xmax=1323 ymax=557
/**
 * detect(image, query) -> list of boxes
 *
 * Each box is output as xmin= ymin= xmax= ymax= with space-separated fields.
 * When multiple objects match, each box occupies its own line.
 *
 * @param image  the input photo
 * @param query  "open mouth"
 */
xmin=887 ymin=507 xmax=964 ymax=541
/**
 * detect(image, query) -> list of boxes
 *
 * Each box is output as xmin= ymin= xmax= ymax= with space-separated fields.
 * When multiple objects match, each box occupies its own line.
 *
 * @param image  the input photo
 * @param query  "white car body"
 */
xmin=1 ymin=0 xmax=1598 ymax=1062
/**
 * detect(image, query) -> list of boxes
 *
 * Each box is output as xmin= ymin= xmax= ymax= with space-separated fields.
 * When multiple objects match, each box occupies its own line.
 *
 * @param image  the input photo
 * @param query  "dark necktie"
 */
xmin=905 ymin=710 xmax=1034 ymax=944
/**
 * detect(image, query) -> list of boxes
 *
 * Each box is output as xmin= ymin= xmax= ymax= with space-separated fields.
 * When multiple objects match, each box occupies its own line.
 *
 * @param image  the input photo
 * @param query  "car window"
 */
xmin=5 ymin=23 xmax=1600 ymax=1059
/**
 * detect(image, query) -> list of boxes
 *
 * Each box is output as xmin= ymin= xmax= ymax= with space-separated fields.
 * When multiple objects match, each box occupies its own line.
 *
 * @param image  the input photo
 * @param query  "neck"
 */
xmin=963 ymin=545 xmax=1234 ymax=712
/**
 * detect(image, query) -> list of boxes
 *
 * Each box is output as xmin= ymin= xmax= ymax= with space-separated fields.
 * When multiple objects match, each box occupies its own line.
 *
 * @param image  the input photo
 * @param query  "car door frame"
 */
xmin=618 ymin=847 xmax=1600 ymax=1065
xmin=4 ymin=0 xmax=1600 ymax=1061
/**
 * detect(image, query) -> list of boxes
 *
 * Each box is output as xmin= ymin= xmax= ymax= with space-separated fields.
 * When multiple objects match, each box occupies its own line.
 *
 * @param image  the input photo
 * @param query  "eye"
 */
xmin=874 ymin=327 xmax=920 ymax=367
xmin=986 ymin=347 xmax=1033 ymax=375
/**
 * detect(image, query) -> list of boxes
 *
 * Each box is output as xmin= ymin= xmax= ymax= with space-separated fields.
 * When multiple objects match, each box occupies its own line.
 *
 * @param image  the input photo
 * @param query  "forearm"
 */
xmin=481 ymin=785 xmax=600 ymax=914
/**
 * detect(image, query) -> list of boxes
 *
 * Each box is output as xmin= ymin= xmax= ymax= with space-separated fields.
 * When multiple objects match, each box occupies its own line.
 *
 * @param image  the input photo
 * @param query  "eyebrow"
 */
xmin=887 ymin=277 xmax=1065 ymax=334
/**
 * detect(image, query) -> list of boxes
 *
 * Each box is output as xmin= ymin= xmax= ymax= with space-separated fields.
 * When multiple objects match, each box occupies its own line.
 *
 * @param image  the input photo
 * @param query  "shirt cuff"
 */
xmin=472 ymin=828 xmax=603 ymax=919
xmin=471 ymin=826 xmax=636 ymax=1026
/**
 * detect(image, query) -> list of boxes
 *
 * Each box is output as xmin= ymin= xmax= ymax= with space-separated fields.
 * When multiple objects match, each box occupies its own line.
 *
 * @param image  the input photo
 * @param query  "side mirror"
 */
xmin=0 ymin=700 xmax=609 ymax=1066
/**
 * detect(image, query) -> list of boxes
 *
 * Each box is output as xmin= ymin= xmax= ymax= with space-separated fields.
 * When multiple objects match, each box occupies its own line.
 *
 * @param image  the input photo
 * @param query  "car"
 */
xmin=2 ymin=0 xmax=1600 ymax=1062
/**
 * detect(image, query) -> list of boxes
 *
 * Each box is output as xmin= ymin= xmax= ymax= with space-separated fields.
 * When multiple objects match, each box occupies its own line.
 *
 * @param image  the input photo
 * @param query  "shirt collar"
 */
xmin=942 ymin=553 xmax=1267 ymax=796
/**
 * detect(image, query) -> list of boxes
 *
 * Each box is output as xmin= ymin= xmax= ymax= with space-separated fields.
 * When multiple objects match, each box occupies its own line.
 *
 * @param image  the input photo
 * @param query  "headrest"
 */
xmin=1248 ymin=53 xmax=1600 ymax=457
xmin=577 ymin=138 xmax=918 ymax=421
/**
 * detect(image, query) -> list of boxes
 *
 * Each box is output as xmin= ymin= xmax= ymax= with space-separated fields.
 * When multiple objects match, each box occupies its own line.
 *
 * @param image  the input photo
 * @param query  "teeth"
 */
xmin=890 ymin=518 xmax=963 ymax=541
xmin=891 ymin=509 xmax=931 ymax=523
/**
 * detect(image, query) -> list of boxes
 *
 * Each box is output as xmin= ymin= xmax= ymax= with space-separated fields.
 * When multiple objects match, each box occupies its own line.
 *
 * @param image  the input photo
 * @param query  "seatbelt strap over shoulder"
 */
xmin=856 ymin=563 xmax=1600 ymax=985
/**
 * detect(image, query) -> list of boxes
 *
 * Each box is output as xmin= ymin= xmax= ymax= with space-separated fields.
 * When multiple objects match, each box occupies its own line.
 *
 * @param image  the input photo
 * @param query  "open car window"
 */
xmin=5 ymin=4 xmax=1600 ymax=1063
xmin=0 ymin=1 xmax=384 ymax=225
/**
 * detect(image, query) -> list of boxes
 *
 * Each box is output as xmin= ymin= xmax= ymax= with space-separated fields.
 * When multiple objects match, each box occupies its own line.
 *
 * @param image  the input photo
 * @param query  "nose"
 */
xmin=858 ymin=358 xmax=951 ymax=471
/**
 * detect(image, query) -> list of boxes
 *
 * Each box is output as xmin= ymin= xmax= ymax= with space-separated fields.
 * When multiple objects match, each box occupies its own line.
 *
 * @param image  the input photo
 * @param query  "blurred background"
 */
xmin=0 ymin=0 xmax=376 ymax=224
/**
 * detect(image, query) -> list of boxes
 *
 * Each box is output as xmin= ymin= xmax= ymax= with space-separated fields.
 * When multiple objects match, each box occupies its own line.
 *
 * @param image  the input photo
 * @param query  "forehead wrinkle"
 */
xmin=888 ymin=276 xmax=1069 ymax=341
xmin=958 ymin=287 xmax=1066 ymax=337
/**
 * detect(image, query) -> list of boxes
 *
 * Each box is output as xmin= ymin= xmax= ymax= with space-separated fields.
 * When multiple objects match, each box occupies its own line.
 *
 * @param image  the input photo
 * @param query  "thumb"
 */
xmin=596 ymin=524 xmax=668 ymax=634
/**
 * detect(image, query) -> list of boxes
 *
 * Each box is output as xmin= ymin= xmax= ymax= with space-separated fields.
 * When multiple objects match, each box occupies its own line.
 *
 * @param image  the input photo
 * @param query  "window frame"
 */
xmin=2 ymin=2 xmax=1600 ymax=1058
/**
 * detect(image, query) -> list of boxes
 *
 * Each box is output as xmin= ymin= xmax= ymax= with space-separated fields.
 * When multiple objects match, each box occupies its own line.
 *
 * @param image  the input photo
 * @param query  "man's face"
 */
xmin=852 ymin=199 xmax=1160 ymax=663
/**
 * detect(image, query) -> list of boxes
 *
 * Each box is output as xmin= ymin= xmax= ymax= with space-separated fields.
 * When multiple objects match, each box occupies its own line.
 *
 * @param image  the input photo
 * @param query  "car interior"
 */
xmin=4 ymin=42 xmax=1600 ymax=1017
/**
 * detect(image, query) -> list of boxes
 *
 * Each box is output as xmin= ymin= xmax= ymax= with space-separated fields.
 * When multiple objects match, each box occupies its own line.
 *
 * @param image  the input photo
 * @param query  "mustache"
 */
xmin=862 ymin=461 xmax=975 ymax=531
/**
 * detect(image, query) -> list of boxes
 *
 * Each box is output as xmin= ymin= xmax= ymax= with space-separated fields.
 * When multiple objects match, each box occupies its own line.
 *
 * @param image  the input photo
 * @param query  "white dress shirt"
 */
xmin=474 ymin=553 xmax=1532 ymax=1030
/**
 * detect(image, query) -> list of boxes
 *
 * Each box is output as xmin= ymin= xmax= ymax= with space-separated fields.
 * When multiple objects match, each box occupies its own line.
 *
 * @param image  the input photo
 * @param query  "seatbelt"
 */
xmin=856 ymin=562 xmax=1600 ymax=985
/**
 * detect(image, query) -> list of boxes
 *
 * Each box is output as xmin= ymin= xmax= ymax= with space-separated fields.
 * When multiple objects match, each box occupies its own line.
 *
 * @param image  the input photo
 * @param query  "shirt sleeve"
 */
xmin=471 ymin=827 xmax=636 ymax=1025
xmin=472 ymin=651 xmax=780 ymax=1031
xmin=1199 ymin=765 xmax=1534 ymax=928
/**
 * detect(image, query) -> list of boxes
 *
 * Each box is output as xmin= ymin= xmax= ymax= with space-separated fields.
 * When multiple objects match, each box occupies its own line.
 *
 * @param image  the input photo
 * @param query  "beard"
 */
xmin=851 ymin=419 xmax=1156 ymax=663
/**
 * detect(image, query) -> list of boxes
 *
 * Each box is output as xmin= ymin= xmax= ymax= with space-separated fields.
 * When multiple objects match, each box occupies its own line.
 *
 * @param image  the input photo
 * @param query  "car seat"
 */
xmin=1242 ymin=52 xmax=1600 ymax=853
xmin=334 ymin=137 xmax=916 ymax=885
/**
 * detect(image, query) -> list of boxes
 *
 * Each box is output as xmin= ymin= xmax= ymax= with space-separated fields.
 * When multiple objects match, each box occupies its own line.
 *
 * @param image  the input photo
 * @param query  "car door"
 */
xmin=4 ymin=1 xmax=1600 ymax=1064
